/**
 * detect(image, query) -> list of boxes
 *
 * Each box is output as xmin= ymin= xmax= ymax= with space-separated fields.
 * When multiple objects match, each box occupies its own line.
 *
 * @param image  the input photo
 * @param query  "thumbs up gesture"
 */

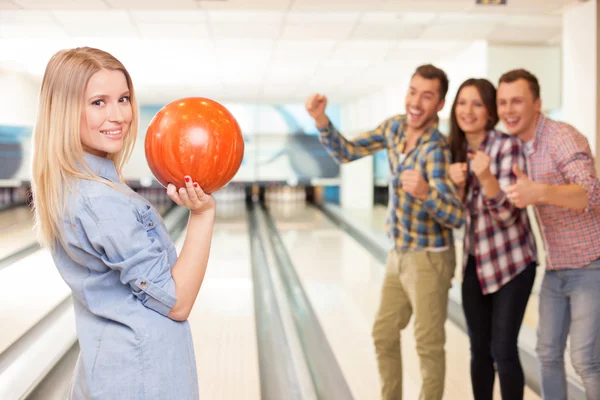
xmin=512 ymin=164 xmax=527 ymax=179
xmin=506 ymin=164 xmax=540 ymax=208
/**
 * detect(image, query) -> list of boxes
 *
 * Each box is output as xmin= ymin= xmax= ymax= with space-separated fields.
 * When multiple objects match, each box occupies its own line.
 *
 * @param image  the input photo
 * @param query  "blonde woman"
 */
xmin=31 ymin=47 xmax=215 ymax=399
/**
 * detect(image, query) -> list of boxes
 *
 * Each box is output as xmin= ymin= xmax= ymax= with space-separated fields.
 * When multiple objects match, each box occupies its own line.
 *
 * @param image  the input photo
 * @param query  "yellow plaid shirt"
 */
xmin=318 ymin=114 xmax=465 ymax=250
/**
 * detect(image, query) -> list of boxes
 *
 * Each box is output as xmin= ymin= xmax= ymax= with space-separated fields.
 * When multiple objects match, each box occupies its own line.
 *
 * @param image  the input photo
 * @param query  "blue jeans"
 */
xmin=536 ymin=259 xmax=600 ymax=400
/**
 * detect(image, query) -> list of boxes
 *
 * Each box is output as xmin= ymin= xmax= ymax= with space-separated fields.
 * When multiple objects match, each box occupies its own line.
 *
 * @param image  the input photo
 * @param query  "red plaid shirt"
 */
xmin=463 ymin=130 xmax=537 ymax=294
xmin=524 ymin=115 xmax=600 ymax=270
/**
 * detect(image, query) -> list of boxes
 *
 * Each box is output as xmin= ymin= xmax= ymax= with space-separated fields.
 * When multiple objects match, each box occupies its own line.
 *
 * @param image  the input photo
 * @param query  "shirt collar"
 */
xmin=479 ymin=130 xmax=494 ymax=152
xmin=82 ymin=152 xmax=120 ymax=183
xmin=398 ymin=115 xmax=438 ymax=144
xmin=528 ymin=113 xmax=546 ymax=152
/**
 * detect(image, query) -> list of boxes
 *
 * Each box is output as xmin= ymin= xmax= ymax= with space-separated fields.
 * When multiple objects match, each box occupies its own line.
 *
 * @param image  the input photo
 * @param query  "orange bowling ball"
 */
xmin=144 ymin=97 xmax=244 ymax=194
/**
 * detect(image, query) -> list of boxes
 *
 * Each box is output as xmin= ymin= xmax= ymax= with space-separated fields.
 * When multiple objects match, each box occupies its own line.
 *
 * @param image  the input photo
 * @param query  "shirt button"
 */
xmin=140 ymin=281 xmax=147 ymax=287
xmin=148 ymin=221 xmax=154 ymax=227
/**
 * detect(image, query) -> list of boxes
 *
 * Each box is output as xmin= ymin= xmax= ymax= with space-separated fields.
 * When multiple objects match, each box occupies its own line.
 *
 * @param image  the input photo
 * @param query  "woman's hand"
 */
xmin=449 ymin=163 xmax=468 ymax=188
xmin=468 ymin=151 xmax=493 ymax=182
xmin=167 ymin=176 xmax=215 ymax=215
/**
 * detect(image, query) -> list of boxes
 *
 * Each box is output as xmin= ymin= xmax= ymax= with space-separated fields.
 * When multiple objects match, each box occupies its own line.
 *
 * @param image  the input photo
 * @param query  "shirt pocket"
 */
xmin=139 ymin=205 xmax=171 ymax=250
xmin=140 ymin=203 xmax=158 ymax=228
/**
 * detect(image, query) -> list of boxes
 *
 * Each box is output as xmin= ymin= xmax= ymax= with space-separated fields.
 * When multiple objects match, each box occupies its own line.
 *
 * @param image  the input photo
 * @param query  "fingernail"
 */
xmin=184 ymin=176 xmax=190 ymax=182
xmin=194 ymin=183 xmax=198 ymax=188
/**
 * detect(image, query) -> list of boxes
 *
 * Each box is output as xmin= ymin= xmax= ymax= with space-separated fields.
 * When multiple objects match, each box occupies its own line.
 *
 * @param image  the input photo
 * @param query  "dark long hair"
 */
xmin=449 ymin=78 xmax=499 ymax=163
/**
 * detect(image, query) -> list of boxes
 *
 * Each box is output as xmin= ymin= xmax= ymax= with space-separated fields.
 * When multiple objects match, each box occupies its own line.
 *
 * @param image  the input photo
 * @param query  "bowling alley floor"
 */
xmin=267 ymin=203 xmax=541 ymax=400
xmin=0 ymin=206 xmax=36 ymax=260
xmin=185 ymin=205 xmax=261 ymax=400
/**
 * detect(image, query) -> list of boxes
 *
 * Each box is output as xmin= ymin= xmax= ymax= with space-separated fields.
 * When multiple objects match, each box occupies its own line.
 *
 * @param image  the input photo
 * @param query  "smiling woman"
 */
xmin=31 ymin=47 xmax=140 ymax=249
xmin=29 ymin=47 xmax=219 ymax=400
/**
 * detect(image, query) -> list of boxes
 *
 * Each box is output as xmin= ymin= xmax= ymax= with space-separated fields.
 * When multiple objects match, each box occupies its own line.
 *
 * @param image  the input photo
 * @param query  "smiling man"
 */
xmin=497 ymin=69 xmax=600 ymax=400
xmin=305 ymin=64 xmax=465 ymax=400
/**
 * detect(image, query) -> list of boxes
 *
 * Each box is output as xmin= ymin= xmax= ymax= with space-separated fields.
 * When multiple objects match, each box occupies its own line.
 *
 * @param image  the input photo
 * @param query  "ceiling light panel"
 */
xmin=12 ymin=0 xmax=108 ymax=9
xmin=291 ymin=0 xmax=386 ymax=13
xmin=271 ymin=40 xmax=336 ymax=62
xmin=419 ymin=22 xmax=497 ymax=40
xmin=0 ymin=1 xmax=19 ymax=9
xmin=207 ymin=10 xmax=284 ymax=23
xmin=378 ymin=0 xmax=473 ymax=13
xmin=0 ymin=10 xmax=55 ymax=23
xmin=136 ymin=23 xmax=212 ymax=39
xmin=106 ymin=0 xmax=199 ymax=9
xmin=329 ymin=40 xmax=396 ymax=63
xmin=130 ymin=10 xmax=208 ymax=24
xmin=197 ymin=0 xmax=292 ymax=11
xmin=211 ymin=23 xmax=282 ymax=40
xmin=0 ymin=22 xmax=67 ymax=39
xmin=52 ymin=11 xmax=139 ymax=37
xmin=280 ymin=22 xmax=356 ymax=41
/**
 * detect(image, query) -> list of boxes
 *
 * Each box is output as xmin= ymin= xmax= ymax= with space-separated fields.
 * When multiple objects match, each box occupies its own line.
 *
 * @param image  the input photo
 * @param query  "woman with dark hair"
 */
xmin=448 ymin=78 xmax=537 ymax=400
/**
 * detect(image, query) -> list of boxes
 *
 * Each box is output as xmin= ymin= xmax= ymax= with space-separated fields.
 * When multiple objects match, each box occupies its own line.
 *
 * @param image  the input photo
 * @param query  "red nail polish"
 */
xmin=184 ymin=176 xmax=190 ymax=182
xmin=193 ymin=183 xmax=198 ymax=188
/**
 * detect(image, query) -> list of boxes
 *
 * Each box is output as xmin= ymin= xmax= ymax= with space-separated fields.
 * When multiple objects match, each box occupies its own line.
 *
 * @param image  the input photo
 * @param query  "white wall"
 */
xmin=338 ymin=96 xmax=377 ymax=210
xmin=440 ymin=41 xmax=489 ymax=119
xmin=562 ymin=0 xmax=597 ymax=157
xmin=0 ymin=69 xmax=40 ymax=126
xmin=487 ymin=45 xmax=562 ymax=111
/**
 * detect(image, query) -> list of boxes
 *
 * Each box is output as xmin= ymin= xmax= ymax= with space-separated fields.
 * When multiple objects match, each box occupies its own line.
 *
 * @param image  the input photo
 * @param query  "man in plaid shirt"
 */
xmin=305 ymin=64 xmax=465 ymax=400
xmin=497 ymin=69 xmax=600 ymax=400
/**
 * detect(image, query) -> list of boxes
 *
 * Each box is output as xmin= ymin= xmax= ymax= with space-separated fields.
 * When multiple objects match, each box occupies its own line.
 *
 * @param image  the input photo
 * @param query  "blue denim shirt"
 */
xmin=51 ymin=153 xmax=198 ymax=399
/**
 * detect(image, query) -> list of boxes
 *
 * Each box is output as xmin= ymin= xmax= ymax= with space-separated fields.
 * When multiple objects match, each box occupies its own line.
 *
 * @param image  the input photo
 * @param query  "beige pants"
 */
xmin=372 ymin=247 xmax=456 ymax=400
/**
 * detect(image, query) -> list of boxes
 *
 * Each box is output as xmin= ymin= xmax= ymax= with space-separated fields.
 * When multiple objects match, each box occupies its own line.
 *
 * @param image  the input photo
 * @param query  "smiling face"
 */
xmin=497 ymin=78 xmax=541 ymax=142
xmin=80 ymin=68 xmax=133 ymax=157
xmin=404 ymin=74 xmax=445 ymax=131
xmin=455 ymin=85 xmax=489 ymax=136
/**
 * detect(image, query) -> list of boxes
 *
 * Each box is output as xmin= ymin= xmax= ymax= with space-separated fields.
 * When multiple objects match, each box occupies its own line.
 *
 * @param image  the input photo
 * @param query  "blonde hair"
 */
xmin=31 ymin=47 xmax=139 ymax=249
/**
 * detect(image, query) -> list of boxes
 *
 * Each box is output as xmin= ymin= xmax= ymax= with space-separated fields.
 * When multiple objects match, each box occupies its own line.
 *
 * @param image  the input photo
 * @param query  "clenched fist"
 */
xmin=400 ymin=170 xmax=428 ymax=200
xmin=468 ymin=151 xmax=492 ymax=181
xmin=305 ymin=93 xmax=329 ymax=128
xmin=449 ymin=163 xmax=468 ymax=188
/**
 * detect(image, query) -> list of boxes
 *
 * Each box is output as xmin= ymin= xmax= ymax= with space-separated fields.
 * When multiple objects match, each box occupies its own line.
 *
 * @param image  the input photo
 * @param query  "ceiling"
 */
xmin=0 ymin=0 xmax=576 ymax=104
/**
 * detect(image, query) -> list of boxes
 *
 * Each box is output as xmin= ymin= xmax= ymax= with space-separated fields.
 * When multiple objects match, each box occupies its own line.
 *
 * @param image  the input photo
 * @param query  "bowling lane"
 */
xmin=0 ymin=205 xmax=32 ymax=230
xmin=184 ymin=202 xmax=261 ymax=400
xmin=268 ymin=202 xmax=540 ymax=400
xmin=0 ymin=206 xmax=36 ymax=261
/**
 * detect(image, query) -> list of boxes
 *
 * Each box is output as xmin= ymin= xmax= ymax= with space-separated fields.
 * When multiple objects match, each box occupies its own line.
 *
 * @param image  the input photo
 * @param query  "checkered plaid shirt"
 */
xmin=463 ymin=130 xmax=537 ymax=294
xmin=318 ymin=114 xmax=465 ymax=250
xmin=525 ymin=115 xmax=600 ymax=270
